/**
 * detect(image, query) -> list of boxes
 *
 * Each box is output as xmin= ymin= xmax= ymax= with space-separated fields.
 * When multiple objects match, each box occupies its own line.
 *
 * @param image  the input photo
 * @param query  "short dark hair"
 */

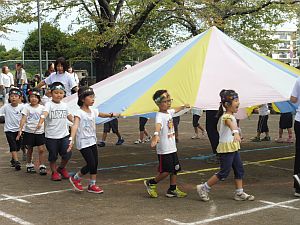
xmin=2 ymin=65 xmax=8 ymax=73
xmin=77 ymin=86 xmax=95 ymax=106
xmin=54 ymin=57 xmax=68 ymax=73
xmin=16 ymin=63 xmax=23 ymax=68
xmin=153 ymin=89 xmax=168 ymax=103
xmin=50 ymin=82 xmax=65 ymax=92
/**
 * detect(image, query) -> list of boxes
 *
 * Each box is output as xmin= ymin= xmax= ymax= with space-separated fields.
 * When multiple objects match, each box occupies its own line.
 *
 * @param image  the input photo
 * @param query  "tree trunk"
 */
xmin=94 ymin=46 xmax=122 ymax=82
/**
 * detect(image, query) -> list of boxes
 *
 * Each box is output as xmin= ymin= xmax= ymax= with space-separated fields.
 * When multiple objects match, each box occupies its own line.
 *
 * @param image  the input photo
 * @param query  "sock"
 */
xmin=74 ymin=172 xmax=81 ymax=180
xmin=204 ymin=182 xmax=211 ymax=192
xmin=236 ymin=188 xmax=243 ymax=194
xmin=148 ymin=179 xmax=157 ymax=185
xmin=89 ymin=179 xmax=96 ymax=186
xmin=169 ymin=184 xmax=176 ymax=191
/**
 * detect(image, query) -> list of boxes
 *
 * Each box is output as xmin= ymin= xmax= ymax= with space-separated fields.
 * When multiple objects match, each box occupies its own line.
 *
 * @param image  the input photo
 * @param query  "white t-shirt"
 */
xmin=0 ymin=72 xmax=14 ymax=87
xmin=16 ymin=68 xmax=28 ymax=84
xmin=291 ymin=77 xmax=300 ymax=122
xmin=74 ymin=108 xmax=98 ymax=150
xmin=258 ymin=104 xmax=269 ymax=116
xmin=69 ymin=72 xmax=79 ymax=86
xmin=21 ymin=104 xmax=45 ymax=134
xmin=155 ymin=109 xmax=177 ymax=155
xmin=44 ymin=101 xmax=70 ymax=139
xmin=44 ymin=72 xmax=77 ymax=96
xmin=0 ymin=103 xmax=24 ymax=132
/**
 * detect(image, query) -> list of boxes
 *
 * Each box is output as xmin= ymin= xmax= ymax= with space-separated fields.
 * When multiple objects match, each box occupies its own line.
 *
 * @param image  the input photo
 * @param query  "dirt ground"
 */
xmin=0 ymin=113 xmax=299 ymax=225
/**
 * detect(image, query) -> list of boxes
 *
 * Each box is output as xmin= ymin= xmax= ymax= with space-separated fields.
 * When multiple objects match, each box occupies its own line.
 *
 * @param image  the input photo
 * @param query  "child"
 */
xmin=36 ymin=57 xmax=78 ymax=97
xmin=68 ymin=87 xmax=119 ymax=193
xmin=36 ymin=82 xmax=73 ymax=181
xmin=134 ymin=117 xmax=151 ymax=144
xmin=251 ymin=104 xmax=271 ymax=142
xmin=144 ymin=89 xmax=189 ymax=198
xmin=0 ymin=88 xmax=24 ymax=170
xmin=98 ymin=119 xmax=124 ymax=147
xmin=17 ymin=89 xmax=47 ymax=175
xmin=191 ymin=108 xmax=206 ymax=139
xmin=197 ymin=89 xmax=254 ymax=202
xmin=275 ymin=112 xmax=293 ymax=143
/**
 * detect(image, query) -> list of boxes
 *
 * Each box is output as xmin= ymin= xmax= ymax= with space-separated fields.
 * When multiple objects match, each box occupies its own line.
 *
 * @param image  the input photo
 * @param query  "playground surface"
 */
xmin=0 ymin=113 xmax=298 ymax=225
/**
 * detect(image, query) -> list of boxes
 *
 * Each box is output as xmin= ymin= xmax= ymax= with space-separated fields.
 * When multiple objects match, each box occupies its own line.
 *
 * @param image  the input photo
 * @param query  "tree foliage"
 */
xmin=1 ymin=0 xmax=300 ymax=80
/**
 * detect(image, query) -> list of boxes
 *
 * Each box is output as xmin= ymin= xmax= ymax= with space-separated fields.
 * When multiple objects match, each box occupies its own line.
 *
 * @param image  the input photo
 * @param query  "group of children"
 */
xmin=0 ymin=57 xmax=294 ymax=200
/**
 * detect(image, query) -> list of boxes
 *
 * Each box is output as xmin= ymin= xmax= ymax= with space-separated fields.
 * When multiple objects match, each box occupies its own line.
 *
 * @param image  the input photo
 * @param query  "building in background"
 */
xmin=272 ymin=27 xmax=300 ymax=67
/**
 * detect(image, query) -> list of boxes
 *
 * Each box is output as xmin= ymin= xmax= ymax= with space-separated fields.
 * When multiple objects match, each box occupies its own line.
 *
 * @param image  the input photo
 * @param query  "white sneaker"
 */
xmin=294 ymin=192 xmax=300 ymax=197
xmin=234 ymin=192 xmax=255 ymax=201
xmin=293 ymin=174 xmax=300 ymax=187
xmin=191 ymin=134 xmax=200 ymax=139
xmin=144 ymin=135 xmax=152 ymax=142
xmin=202 ymin=130 xmax=207 ymax=136
xmin=196 ymin=184 xmax=210 ymax=202
xmin=134 ymin=139 xmax=143 ymax=144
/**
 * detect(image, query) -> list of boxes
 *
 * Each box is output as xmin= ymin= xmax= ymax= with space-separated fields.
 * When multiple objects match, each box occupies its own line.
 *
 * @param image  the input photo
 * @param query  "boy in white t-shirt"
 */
xmin=144 ymin=90 xmax=189 ymax=198
xmin=0 ymin=88 xmax=24 ymax=170
xmin=36 ymin=82 xmax=74 ymax=181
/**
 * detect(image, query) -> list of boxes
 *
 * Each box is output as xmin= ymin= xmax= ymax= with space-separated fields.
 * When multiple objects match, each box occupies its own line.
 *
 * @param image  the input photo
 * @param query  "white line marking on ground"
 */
xmin=1 ymin=195 xmax=31 ymax=204
xmin=0 ymin=210 xmax=33 ymax=225
xmin=0 ymin=189 xmax=72 ymax=202
xmin=165 ymin=199 xmax=300 ymax=225
xmin=259 ymin=200 xmax=299 ymax=210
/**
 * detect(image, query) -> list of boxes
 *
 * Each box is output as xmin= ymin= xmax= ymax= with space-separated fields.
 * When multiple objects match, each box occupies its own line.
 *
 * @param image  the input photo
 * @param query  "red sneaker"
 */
xmin=69 ymin=176 xmax=83 ymax=192
xmin=57 ymin=167 xmax=70 ymax=179
xmin=51 ymin=172 xmax=61 ymax=181
xmin=87 ymin=185 xmax=104 ymax=194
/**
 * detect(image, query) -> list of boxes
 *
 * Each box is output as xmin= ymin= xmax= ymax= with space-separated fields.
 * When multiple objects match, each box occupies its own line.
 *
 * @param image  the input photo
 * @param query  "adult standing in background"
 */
xmin=0 ymin=66 xmax=14 ymax=101
xmin=68 ymin=66 xmax=79 ymax=88
xmin=36 ymin=57 xmax=78 ymax=97
xmin=15 ymin=63 xmax=28 ymax=88
xmin=290 ymin=76 xmax=300 ymax=197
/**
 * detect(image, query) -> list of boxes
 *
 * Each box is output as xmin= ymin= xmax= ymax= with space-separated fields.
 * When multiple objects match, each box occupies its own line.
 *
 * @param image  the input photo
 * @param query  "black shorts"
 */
xmin=257 ymin=115 xmax=269 ymax=133
xmin=139 ymin=117 xmax=148 ymax=131
xmin=157 ymin=152 xmax=181 ymax=174
xmin=193 ymin=114 xmax=200 ymax=127
xmin=5 ymin=132 xmax=21 ymax=152
xmin=45 ymin=136 xmax=72 ymax=162
xmin=23 ymin=132 xmax=45 ymax=147
xmin=103 ymin=118 xmax=118 ymax=133
xmin=279 ymin=113 xmax=293 ymax=129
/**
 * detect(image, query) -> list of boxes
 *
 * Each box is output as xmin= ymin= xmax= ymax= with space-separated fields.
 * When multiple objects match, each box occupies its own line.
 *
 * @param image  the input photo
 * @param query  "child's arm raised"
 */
xmin=98 ymin=112 xmax=120 ymax=118
xmin=174 ymin=104 xmax=190 ymax=113
xmin=67 ymin=116 xmax=80 ymax=152
xmin=151 ymin=123 xmax=162 ymax=148
xmin=224 ymin=118 xmax=241 ymax=143
xmin=16 ymin=114 xmax=27 ymax=140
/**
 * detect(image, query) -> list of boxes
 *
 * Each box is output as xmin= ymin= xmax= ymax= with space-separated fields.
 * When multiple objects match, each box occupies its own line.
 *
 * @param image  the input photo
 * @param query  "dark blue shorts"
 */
xmin=23 ymin=132 xmax=45 ymax=147
xmin=103 ymin=119 xmax=118 ymax=133
xmin=216 ymin=151 xmax=244 ymax=180
xmin=45 ymin=136 xmax=72 ymax=162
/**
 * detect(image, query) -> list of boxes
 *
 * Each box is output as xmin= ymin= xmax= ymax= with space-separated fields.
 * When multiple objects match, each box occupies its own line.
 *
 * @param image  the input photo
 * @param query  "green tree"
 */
xmin=23 ymin=22 xmax=70 ymax=60
xmin=2 ymin=0 xmax=300 ymax=81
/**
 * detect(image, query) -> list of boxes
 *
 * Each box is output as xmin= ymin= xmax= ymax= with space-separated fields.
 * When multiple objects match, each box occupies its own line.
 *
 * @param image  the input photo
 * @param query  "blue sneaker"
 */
xmin=98 ymin=141 xmax=105 ymax=147
xmin=116 ymin=138 xmax=124 ymax=145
